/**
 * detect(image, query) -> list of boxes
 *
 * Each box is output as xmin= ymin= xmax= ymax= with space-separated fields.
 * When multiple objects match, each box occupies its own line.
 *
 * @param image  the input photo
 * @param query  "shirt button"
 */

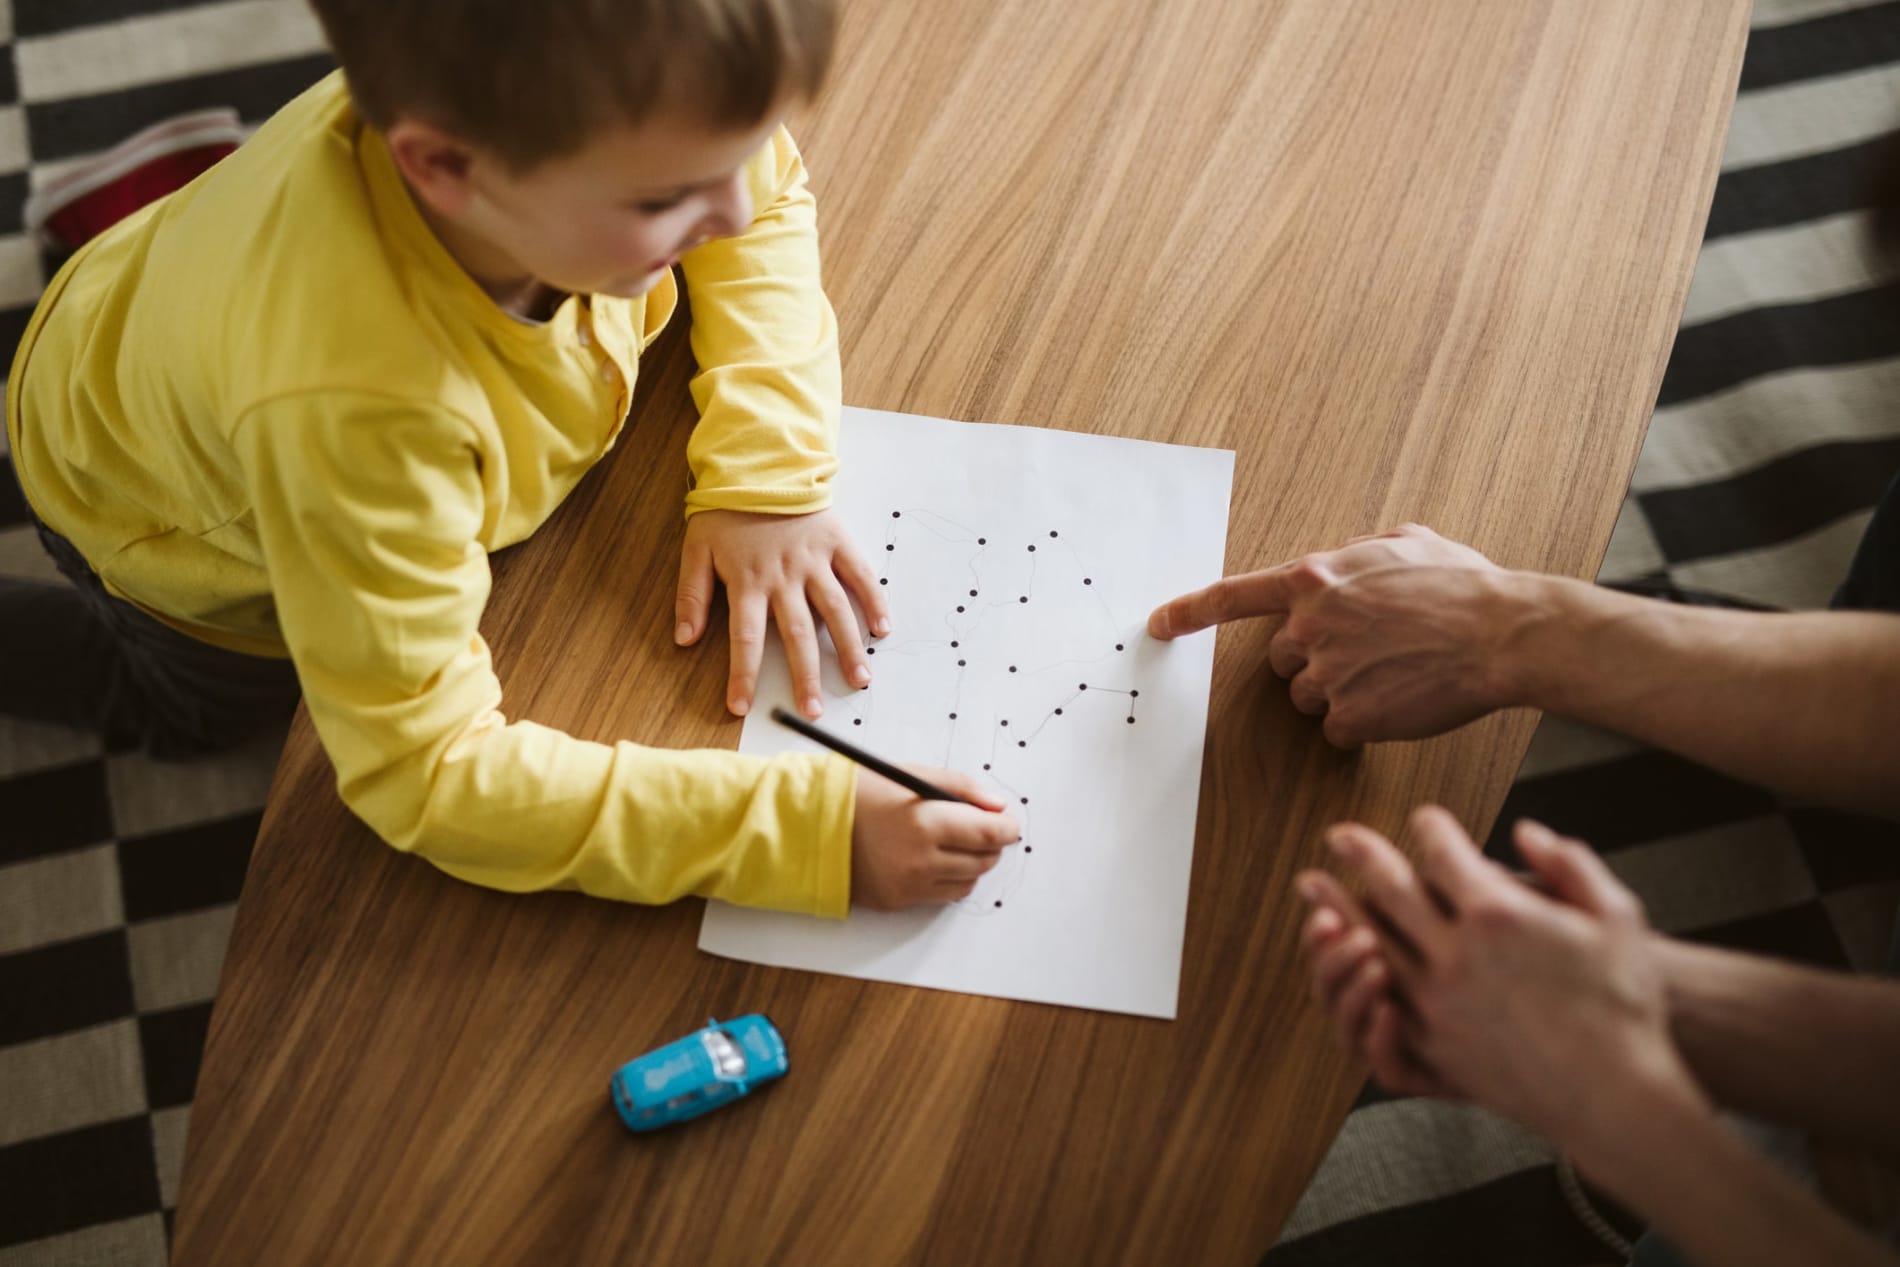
xmin=577 ymin=327 xmax=593 ymax=348
xmin=601 ymin=361 xmax=620 ymax=383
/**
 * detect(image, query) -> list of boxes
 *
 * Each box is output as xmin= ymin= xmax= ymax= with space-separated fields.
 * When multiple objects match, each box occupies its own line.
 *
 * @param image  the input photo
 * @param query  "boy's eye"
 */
xmin=633 ymin=196 xmax=684 ymax=215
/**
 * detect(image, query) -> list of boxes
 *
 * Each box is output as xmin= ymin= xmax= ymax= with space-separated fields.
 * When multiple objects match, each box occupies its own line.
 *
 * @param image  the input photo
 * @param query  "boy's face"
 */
xmin=402 ymin=108 xmax=782 ymax=303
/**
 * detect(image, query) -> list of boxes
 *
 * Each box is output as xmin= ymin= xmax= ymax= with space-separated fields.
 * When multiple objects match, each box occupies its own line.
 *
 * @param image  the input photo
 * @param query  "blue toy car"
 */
xmin=610 ymin=1014 xmax=788 ymax=1132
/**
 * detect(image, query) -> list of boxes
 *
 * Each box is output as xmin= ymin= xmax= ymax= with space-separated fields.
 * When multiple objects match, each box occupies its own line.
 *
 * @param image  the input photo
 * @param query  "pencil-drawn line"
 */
xmin=1021 ymin=688 xmax=1086 ymax=743
xmin=1021 ymin=646 xmax=1124 ymax=677
xmin=900 ymin=508 xmax=980 ymax=543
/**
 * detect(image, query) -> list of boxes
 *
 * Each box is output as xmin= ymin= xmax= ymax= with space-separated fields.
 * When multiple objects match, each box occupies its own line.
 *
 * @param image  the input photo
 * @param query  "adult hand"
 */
xmin=676 ymin=508 xmax=891 ymax=718
xmin=1146 ymin=524 xmax=1537 ymax=746
xmin=850 ymin=766 xmax=1022 ymax=910
xmin=1295 ymin=807 xmax=1703 ymax=1153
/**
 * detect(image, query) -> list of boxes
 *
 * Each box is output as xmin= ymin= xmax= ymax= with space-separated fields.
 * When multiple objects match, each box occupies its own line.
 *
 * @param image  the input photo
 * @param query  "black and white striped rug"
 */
xmin=0 ymin=2 xmax=1894 ymax=1263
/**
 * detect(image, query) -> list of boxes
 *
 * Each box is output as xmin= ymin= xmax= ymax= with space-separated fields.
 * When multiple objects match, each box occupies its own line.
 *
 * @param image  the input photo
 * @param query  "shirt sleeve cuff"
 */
xmin=808 ymin=752 xmax=856 ymax=919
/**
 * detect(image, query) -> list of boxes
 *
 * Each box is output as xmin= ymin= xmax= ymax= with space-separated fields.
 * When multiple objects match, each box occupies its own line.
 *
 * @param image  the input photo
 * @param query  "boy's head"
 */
xmin=308 ymin=0 xmax=834 ymax=172
xmin=308 ymin=0 xmax=835 ymax=301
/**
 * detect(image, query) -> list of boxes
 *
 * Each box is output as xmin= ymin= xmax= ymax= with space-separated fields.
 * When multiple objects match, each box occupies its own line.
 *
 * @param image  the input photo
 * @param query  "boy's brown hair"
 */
xmin=306 ymin=0 xmax=835 ymax=170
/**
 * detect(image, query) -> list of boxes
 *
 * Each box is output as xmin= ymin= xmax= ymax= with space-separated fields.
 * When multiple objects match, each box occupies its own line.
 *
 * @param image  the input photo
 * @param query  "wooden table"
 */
xmin=172 ymin=2 xmax=1748 ymax=1262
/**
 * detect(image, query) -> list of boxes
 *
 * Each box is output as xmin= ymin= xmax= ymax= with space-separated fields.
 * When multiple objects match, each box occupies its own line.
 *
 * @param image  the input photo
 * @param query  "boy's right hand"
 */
xmin=850 ymin=767 xmax=1022 ymax=910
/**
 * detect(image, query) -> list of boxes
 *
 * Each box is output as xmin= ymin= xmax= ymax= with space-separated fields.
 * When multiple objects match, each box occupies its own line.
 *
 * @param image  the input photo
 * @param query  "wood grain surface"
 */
xmin=172 ymin=2 xmax=1749 ymax=1263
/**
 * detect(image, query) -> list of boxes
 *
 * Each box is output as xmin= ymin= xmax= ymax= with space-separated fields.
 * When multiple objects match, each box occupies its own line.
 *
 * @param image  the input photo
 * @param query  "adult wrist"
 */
xmin=1565 ymin=1049 xmax=1714 ymax=1194
xmin=1482 ymin=569 xmax=1579 ymax=712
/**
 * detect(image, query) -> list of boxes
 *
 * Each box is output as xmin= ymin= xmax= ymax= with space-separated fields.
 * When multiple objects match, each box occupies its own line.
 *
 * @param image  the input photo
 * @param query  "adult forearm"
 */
xmin=1500 ymin=574 xmax=1900 ymax=818
xmin=1572 ymin=1073 xmax=1898 ymax=1267
xmin=1650 ymin=938 xmax=1900 ymax=1162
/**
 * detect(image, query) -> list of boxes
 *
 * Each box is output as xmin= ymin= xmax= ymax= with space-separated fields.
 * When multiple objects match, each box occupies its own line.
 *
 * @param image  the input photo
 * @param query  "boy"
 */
xmin=2 ymin=0 xmax=1018 ymax=916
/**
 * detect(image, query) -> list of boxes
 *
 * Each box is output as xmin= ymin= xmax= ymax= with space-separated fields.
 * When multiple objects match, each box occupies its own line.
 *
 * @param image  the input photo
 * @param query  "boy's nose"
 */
xmin=700 ymin=172 xmax=752 ymax=240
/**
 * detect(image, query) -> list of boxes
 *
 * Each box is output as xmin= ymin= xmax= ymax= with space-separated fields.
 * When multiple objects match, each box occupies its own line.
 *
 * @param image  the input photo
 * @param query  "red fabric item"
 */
xmin=39 ymin=144 xmax=237 ymax=252
xmin=25 ymin=108 xmax=246 ymax=252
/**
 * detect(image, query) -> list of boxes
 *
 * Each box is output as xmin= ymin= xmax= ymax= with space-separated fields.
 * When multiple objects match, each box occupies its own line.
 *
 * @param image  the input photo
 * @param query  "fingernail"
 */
xmin=1325 ymin=829 xmax=1353 ymax=857
xmin=1516 ymin=819 xmax=1555 ymax=849
xmin=803 ymin=697 xmax=822 ymax=717
xmin=1149 ymin=609 xmax=1170 ymax=638
xmin=675 ymin=621 xmax=693 ymax=644
xmin=731 ymin=698 xmax=749 ymax=717
xmin=852 ymin=664 xmax=871 ymax=686
xmin=1296 ymin=875 xmax=1322 ymax=902
xmin=872 ymin=618 xmax=890 ymax=637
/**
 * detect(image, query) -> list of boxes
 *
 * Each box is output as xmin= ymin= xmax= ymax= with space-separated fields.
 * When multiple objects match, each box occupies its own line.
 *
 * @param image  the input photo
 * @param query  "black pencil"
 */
xmin=769 ymin=706 xmax=979 ymax=805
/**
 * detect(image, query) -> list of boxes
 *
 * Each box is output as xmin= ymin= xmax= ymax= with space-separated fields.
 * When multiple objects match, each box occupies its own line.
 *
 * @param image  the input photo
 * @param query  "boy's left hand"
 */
xmin=676 ymin=508 xmax=891 ymax=718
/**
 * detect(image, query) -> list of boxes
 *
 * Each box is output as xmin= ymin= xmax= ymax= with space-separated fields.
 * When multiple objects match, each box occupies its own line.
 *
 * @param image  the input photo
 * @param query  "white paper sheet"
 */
xmin=697 ymin=407 xmax=1234 ymax=1018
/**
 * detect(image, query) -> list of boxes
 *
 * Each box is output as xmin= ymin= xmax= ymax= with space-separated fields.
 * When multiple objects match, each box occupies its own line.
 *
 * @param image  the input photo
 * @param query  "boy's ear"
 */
xmin=384 ymin=119 xmax=482 ymax=218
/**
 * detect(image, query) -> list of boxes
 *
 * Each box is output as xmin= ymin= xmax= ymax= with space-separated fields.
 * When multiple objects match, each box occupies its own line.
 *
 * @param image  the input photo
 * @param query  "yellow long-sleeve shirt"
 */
xmin=6 ymin=72 xmax=855 ymax=917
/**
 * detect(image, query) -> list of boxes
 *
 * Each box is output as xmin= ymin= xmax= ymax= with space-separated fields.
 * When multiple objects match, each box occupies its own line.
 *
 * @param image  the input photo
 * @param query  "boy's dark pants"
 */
xmin=0 ymin=510 xmax=299 ymax=758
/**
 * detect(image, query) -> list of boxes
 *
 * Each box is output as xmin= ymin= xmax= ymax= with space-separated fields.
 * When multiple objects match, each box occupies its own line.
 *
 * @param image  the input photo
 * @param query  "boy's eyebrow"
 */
xmin=627 ymin=171 xmax=733 ymax=201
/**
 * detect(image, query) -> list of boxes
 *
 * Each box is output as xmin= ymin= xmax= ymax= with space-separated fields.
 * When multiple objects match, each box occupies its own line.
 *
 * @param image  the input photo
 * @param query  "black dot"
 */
xmin=1054 ymin=708 xmax=1063 ymax=716
xmin=956 ymin=605 xmax=965 ymax=613
xmin=1008 ymin=665 xmax=1017 ymax=673
xmin=879 ymin=578 xmax=888 ymax=586
xmin=1049 ymin=530 xmax=1058 ymax=538
xmin=1115 ymin=643 xmax=1125 ymax=651
xmin=1018 ymin=740 xmax=1026 ymax=748
xmin=970 ymin=589 xmax=978 ymax=597
xmin=994 ymin=900 xmax=1002 ymax=908
xmin=949 ymin=712 xmax=957 ymax=720
xmin=885 ymin=544 xmax=894 ymax=551
xmin=1019 ymin=596 xmax=1028 ymax=604
xmin=951 ymin=640 xmax=959 ymax=647
xmin=1000 ymin=719 xmax=1009 ymax=727
xmin=978 ymin=537 xmax=987 ymax=545
xmin=1020 ymin=796 xmax=1028 ymax=805
xmin=1079 ymin=683 xmax=1088 ymax=691
xmin=983 ymin=763 xmax=991 ymax=770
xmin=853 ymin=718 xmax=862 ymax=726
xmin=867 ymin=646 xmax=875 ymax=655
xmin=1131 ymin=690 xmax=1139 ymax=698
xmin=1025 ymin=846 xmax=1033 ymax=853
xmin=1127 ymin=716 xmax=1136 ymax=724
xmin=1084 ymin=578 xmax=1092 ymax=585
xmin=892 ymin=511 xmax=900 ymax=518
xmin=957 ymin=659 xmax=966 ymax=667
xmin=1028 ymin=544 xmax=1036 ymax=552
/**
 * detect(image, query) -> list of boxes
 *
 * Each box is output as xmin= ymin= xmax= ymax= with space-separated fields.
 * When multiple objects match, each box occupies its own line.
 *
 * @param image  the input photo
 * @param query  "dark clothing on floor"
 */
xmin=0 ymin=510 xmax=298 ymax=758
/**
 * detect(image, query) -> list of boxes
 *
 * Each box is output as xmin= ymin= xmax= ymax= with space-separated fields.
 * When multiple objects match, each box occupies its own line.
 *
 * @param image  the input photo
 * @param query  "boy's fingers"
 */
xmin=935 ymin=849 xmax=1001 ymax=881
xmin=809 ymin=575 xmax=870 ymax=690
xmin=835 ymin=544 xmax=892 ymax=639
xmin=1146 ymin=566 xmax=1296 ymax=640
xmin=675 ymin=539 xmax=715 ymax=645
xmin=936 ymin=804 xmax=1022 ymax=853
xmin=725 ymin=591 xmax=769 ymax=716
xmin=772 ymin=588 xmax=825 ymax=718
xmin=920 ymin=766 xmax=1009 ymax=813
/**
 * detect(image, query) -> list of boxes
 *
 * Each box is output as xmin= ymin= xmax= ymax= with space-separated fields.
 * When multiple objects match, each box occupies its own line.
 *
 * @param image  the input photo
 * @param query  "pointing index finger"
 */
xmin=1147 ymin=565 xmax=1297 ymax=640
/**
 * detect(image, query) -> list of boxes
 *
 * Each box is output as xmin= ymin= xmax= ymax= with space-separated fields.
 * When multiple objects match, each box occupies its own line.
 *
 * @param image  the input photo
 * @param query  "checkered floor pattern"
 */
xmin=0 ymin=2 xmax=1896 ymax=1265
